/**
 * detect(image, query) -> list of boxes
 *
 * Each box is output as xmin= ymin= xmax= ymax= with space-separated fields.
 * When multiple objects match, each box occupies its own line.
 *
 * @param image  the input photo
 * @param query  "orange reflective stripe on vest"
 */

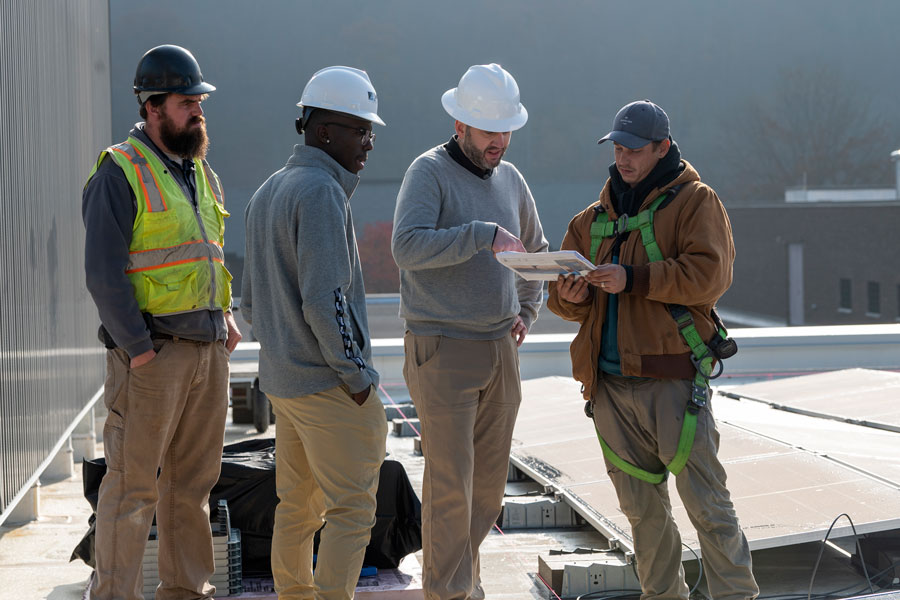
xmin=109 ymin=142 xmax=168 ymax=212
xmin=126 ymin=239 xmax=225 ymax=274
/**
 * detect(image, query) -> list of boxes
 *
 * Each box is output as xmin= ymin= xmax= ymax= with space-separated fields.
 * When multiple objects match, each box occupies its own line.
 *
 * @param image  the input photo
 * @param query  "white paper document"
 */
xmin=496 ymin=251 xmax=596 ymax=281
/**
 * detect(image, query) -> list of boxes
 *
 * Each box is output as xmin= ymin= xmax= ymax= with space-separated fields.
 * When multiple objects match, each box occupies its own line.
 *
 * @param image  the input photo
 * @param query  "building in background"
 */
xmin=724 ymin=150 xmax=900 ymax=326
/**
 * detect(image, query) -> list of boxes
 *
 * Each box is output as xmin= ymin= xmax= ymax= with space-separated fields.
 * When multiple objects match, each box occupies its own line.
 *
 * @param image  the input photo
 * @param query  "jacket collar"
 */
xmin=130 ymin=123 xmax=197 ymax=200
xmin=599 ymin=157 xmax=701 ymax=220
xmin=608 ymin=140 xmax=683 ymax=217
xmin=286 ymin=144 xmax=361 ymax=199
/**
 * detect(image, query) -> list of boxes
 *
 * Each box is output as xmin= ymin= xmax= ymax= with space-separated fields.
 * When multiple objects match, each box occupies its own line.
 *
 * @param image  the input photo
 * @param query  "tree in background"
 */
xmin=721 ymin=66 xmax=896 ymax=203
xmin=357 ymin=221 xmax=399 ymax=293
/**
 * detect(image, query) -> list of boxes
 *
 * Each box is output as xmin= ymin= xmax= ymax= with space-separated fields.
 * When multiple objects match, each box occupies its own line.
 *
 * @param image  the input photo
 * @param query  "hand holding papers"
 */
xmin=496 ymin=250 xmax=596 ymax=281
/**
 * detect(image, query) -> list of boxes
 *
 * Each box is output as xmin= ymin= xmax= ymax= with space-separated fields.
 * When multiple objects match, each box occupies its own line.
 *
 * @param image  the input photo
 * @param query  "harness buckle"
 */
xmin=615 ymin=213 xmax=629 ymax=235
xmin=668 ymin=304 xmax=690 ymax=322
xmin=584 ymin=400 xmax=594 ymax=419
xmin=689 ymin=382 xmax=708 ymax=412
xmin=690 ymin=352 xmax=716 ymax=379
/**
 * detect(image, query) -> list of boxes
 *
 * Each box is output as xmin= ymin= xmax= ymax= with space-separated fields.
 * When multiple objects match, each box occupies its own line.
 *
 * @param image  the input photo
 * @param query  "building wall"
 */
xmin=723 ymin=203 xmax=900 ymax=325
xmin=0 ymin=1 xmax=109 ymax=519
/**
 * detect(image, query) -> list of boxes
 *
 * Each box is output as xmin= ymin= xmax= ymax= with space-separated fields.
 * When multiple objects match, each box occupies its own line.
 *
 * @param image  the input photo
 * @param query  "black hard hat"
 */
xmin=133 ymin=44 xmax=216 ymax=96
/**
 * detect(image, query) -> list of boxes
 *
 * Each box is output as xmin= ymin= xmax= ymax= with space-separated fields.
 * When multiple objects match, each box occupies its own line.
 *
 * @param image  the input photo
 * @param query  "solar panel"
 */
xmin=511 ymin=374 xmax=900 ymax=560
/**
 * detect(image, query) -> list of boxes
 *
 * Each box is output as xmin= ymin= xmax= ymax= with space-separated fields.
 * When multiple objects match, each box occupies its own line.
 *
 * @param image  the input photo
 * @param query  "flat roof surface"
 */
xmin=511 ymin=372 xmax=900 ymax=559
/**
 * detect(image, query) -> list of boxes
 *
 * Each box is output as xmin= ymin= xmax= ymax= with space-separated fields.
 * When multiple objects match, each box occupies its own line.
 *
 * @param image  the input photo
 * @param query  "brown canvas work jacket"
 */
xmin=548 ymin=160 xmax=735 ymax=399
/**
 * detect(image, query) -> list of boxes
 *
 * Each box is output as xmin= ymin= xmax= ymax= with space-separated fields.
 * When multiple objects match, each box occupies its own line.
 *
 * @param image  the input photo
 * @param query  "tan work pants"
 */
xmin=91 ymin=338 xmax=229 ymax=600
xmin=268 ymin=385 xmax=387 ymax=600
xmin=593 ymin=374 xmax=759 ymax=600
xmin=403 ymin=333 xmax=521 ymax=600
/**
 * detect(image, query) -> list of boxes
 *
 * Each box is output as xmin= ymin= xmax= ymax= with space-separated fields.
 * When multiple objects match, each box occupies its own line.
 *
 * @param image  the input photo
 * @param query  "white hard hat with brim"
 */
xmin=442 ymin=63 xmax=528 ymax=132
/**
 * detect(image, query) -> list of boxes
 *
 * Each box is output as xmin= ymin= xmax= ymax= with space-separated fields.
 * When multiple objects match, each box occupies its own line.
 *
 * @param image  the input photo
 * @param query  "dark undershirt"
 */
xmin=444 ymin=135 xmax=493 ymax=179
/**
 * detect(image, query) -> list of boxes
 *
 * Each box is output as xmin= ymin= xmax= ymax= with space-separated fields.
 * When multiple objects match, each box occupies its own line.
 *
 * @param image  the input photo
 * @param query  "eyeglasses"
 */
xmin=324 ymin=122 xmax=375 ymax=144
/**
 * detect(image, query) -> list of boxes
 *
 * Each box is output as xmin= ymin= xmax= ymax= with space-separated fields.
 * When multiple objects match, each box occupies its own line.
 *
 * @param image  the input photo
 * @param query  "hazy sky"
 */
xmin=107 ymin=0 xmax=900 ymax=251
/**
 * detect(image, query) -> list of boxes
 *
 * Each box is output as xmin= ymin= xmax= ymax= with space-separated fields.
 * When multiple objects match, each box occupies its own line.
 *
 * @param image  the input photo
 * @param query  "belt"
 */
xmin=151 ymin=333 xmax=220 ymax=345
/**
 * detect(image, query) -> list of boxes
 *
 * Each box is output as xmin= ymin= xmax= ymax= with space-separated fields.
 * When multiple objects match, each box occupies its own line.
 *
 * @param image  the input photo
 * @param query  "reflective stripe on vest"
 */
xmin=125 ymin=239 xmax=225 ymax=273
xmin=88 ymin=136 xmax=231 ymax=316
xmin=108 ymin=141 xmax=168 ymax=212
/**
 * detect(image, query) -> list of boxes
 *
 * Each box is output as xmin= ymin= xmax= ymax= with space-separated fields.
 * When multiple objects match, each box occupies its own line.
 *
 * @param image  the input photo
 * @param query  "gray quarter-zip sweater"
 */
xmin=392 ymin=143 xmax=548 ymax=339
xmin=242 ymin=144 xmax=378 ymax=398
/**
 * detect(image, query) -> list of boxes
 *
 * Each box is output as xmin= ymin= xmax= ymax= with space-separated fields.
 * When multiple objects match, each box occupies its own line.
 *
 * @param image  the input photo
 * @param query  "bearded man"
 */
xmin=391 ymin=63 xmax=548 ymax=600
xmin=82 ymin=44 xmax=240 ymax=600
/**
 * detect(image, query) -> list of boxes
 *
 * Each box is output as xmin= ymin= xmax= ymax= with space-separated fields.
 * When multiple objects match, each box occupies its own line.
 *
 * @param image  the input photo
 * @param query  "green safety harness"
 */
xmin=587 ymin=186 xmax=737 ymax=484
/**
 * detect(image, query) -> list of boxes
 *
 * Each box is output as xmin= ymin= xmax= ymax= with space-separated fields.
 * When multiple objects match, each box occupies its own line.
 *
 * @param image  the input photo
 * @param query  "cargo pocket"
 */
xmin=103 ymin=408 xmax=126 ymax=472
xmin=141 ymin=269 xmax=199 ymax=314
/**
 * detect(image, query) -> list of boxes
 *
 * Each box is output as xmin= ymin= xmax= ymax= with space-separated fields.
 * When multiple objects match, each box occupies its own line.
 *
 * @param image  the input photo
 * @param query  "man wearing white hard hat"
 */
xmin=243 ymin=66 xmax=387 ymax=600
xmin=392 ymin=63 xmax=548 ymax=599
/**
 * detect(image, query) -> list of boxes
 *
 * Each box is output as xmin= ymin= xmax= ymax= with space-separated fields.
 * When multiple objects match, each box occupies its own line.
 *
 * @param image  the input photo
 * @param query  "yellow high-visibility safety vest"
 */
xmin=87 ymin=136 xmax=232 ymax=316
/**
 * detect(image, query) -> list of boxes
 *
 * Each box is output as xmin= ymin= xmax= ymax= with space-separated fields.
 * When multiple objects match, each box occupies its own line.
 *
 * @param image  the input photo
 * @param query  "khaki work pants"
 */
xmin=268 ymin=385 xmax=387 ymax=600
xmin=593 ymin=374 xmax=759 ymax=600
xmin=403 ymin=333 xmax=522 ymax=600
xmin=91 ymin=338 xmax=229 ymax=600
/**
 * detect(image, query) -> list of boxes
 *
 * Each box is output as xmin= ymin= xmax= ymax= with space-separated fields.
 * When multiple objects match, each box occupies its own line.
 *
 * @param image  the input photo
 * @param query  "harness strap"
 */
xmin=589 ymin=192 xmax=670 ymax=262
xmin=589 ymin=184 xmax=714 ymax=481
xmin=594 ymin=410 xmax=698 ymax=484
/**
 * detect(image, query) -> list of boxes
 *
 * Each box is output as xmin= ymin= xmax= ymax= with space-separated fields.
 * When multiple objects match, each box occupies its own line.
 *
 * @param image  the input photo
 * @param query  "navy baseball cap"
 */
xmin=598 ymin=100 xmax=670 ymax=149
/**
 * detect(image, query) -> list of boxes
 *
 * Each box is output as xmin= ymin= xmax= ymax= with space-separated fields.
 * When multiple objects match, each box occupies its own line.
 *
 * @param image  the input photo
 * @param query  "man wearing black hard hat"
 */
xmin=548 ymin=100 xmax=759 ymax=600
xmin=82 ymin=44 xmax=240 ymax=600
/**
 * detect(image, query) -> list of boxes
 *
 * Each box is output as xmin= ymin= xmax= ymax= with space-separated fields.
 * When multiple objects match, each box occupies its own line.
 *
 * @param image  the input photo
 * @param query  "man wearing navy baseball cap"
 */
xmin=548 ymin=100 xmax=759 ymax=600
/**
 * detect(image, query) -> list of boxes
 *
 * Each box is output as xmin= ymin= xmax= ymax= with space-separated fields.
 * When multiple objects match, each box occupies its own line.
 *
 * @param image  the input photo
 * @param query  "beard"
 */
xmin=158 ymin=109 xmax=209 ymax=160
xmin=460 ymin=132 xmax=505 ymax=170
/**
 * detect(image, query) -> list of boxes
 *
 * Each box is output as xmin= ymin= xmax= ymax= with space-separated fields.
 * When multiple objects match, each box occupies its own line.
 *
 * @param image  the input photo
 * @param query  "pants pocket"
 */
xmin=404 ymin=333 xmax=443 ymax=369
xmin=103 ymin=349 xmax=129 ymax=411
xmin=103 ymin=408 xmax=126 ymax=472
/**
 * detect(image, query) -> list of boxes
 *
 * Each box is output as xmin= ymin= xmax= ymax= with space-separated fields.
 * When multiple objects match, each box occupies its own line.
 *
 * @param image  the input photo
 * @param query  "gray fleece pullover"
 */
xmin=242 ymin=145 xmax=378 ymax=398
xmin=392 ymin=144 xmax=548 ymax=339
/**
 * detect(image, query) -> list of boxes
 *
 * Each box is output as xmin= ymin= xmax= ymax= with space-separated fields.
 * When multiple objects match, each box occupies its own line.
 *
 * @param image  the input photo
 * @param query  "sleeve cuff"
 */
xmin=476 ymin=221 xmax=499 ymax=251
xmin=342 ymin=370 xmax=375 ymax=395
xmin=630 ymin=264 xmax=651 ymax=297
xmin=519 ymin=312 xmax=535 ymax=331
xmin=124 ymin=337 xmax=154 ymax=359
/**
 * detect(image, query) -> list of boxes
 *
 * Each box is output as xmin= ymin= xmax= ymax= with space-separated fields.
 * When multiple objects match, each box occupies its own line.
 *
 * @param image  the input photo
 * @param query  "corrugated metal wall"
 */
xmin=0 ymin=1 xmax=109 ymax=519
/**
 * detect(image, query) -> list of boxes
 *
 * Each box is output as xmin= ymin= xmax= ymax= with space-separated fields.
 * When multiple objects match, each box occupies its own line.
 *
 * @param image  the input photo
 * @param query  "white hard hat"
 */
xmin=297 ymin=66 xmax=385 ymax=126
xmin=441 ymin=63 xmax=528 ymax=132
